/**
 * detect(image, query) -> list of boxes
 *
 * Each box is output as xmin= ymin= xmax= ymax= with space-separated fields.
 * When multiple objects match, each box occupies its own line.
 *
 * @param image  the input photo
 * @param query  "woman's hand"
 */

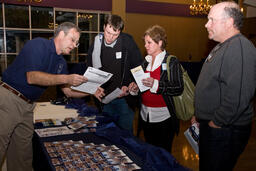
xmin=142 ymin=77 xmax=154 ymax=88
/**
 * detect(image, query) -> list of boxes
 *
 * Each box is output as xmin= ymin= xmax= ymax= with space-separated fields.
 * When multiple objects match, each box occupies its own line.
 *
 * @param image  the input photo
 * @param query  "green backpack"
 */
xmin=166 ymin=55 xmax=195 ymax=121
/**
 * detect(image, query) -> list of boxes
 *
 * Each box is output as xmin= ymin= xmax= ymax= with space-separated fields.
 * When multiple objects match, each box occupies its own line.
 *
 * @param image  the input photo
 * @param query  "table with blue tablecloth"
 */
xmin=32 ymin=99 xmax=189 ymax=171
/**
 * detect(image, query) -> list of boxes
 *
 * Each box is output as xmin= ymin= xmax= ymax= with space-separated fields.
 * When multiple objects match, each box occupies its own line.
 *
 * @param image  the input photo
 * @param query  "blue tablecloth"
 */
xmin=33 ymin=99 xmax=190 ymax=171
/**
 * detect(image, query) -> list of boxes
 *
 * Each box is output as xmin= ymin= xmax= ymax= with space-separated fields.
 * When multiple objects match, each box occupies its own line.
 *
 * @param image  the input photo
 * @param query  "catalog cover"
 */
xmin=184 ymin=123 xmax=199 ymax=154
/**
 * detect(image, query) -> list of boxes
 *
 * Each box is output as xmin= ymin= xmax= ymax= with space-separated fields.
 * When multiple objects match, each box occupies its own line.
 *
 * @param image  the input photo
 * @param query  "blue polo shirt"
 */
xmin=2 ymin=38 xmax=68 ymax=101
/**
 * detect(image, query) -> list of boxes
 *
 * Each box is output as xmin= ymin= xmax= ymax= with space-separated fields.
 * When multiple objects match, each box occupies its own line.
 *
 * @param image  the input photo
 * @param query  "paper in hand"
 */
xmin=184 ymin=123 xmax=199 ymax=154
xmin=71 ymin=67 xmax=112 ymax=94
xmin=101 ymin=88 xmax=123 ymax=104
xmin=130 ymin=66 xmax=150 ymax=92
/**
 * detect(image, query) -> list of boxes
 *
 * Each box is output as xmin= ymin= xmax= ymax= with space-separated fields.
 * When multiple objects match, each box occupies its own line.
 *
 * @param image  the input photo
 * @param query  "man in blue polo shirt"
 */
xmin=0 ymin=22 xmax=90 ymax=171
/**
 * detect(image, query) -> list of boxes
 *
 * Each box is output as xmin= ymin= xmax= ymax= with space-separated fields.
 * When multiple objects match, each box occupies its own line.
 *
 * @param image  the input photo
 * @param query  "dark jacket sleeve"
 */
xmin=121 ymin=33 xmax=143 ymax=86
xmin=124 ymin=33 xmax=143 ymax=68
xmin=157 ymin=56 xmax=184 ymax=96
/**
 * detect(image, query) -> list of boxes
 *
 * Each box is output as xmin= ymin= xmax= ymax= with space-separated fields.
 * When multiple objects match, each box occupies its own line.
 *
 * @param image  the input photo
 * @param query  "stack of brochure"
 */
xmin=35 ymin=118 xmax=62 ymax=127
xmin=67 ymin=116 xmax=98 ymax=133
xmin=35 ymin=116 xmax=98 ymax=137
xmin=44 ymin=141 xmax=141 ymax=170
xmin=35 ymin=126 xmax=74 ymax=137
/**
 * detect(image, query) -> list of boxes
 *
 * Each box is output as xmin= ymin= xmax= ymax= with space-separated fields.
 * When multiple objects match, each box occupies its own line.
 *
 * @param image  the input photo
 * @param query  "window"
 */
xmin=78 ymin=13 xmax=98 ymax=31
xmin=31 ymin=6 xmax=54 ymax=29
xmin=32 ymin=31 xmax=54 ymax=40
xmin=5 ymin=4 xmax=29 ymax=28
xmin=0 ymin=29 xmax=3 ymax=53
xmin=0 ymin=4 xmax=2 ymax=27
xmin=79 ymin=33 xmax=97 ymax=53
xmin=0 ymin=3 xmax=110 ymax=75
xmin=100 ymin=13 xmax=107 ymax=32
xmin=6 ymin=30 xmax=29 ymax=53
xmin=55 ymin=11 xmax=76 ymax=25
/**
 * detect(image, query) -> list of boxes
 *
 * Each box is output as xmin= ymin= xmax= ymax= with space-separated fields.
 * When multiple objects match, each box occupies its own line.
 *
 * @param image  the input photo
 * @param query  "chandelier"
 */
xmin=190 ymin=0 xmax=212 ymax=15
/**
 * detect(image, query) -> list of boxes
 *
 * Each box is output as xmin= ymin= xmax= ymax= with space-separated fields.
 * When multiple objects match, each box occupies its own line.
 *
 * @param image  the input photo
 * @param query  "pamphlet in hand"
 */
xmin=184 ymin=123 xmax=199 ymax=154
xmin=130 ymin=65 xmax=150 ymax=92
xmin=101 ymin=88 xmax=123 ymax=104
xmin=71 ymin=67 xmax=113 ymax=94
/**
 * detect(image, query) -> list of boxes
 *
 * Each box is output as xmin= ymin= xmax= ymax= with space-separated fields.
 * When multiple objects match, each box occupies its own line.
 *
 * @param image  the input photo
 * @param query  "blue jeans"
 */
xmin=199 ymin=121 xmax=251 ymax=171
xmin=103 ymin=98 xmax=134 ymax=131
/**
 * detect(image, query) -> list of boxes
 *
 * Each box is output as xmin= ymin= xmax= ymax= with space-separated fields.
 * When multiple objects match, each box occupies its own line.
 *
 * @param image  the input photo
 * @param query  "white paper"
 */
xmin=184 ymin=123 xmax=199 ymax=154
xmin=71 ymin=67 xmax=113 ymax=94
xmin=101 ymin=88 xmax=123 ymax=104
xmin=130 ymin=66 xmax=150 ymax=92
xmin=33 ymin=102 xmax=78 ymax=122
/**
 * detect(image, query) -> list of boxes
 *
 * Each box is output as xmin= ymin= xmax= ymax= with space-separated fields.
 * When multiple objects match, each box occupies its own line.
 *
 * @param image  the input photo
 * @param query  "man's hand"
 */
xmin=191 ymin=116 xmax=197 ymax=124
xmin=119 ymin=86 xmax=129 ymax=97
xmin=208 ymin=120 xmax=221 ymax=128
xmin=94 ymin=87 xmax=105 ymax=101
xmin=191 ymin=116 xmax=200 ymax=127
xmin=67 ymin=74 xmax=88 ymax=86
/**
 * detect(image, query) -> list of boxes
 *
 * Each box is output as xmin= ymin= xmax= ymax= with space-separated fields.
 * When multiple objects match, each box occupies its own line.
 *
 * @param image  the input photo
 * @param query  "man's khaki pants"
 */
xmin=0 ymin=86 xmax=35 ymax=171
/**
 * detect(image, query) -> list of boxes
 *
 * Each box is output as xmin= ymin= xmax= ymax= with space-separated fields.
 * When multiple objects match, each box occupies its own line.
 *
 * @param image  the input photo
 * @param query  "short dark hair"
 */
xmin=144 ymin=25 xmax=167 ymax=51
xmin=223 ymin=2 xmax=243 ymax=30
xmin=54 ymin=22 xmax=81 ymax=37
xmin=104 ymin=14 xmax=124 ymax=32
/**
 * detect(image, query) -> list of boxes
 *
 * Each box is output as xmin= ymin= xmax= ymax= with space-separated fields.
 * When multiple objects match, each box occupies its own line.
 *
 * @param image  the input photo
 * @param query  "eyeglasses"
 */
xmin=68 ymin=35 xmax=80 ymax=47
xmin=72 ymin=38 xmax=79 ymax=47
xmin=74 ymin=42 xmax=80 ymax=47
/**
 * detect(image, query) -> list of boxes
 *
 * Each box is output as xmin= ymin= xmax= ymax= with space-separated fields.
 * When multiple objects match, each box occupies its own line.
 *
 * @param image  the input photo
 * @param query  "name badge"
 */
xmin=162 ymin=63 xmax=167 ymax=70
xmin=116 ymin=52 xmax=122 ymax=59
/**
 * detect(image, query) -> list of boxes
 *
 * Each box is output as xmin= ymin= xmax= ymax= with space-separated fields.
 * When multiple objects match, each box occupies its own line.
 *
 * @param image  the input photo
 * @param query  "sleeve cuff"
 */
xmin=150 ymin=79 xmax=158 ymax=93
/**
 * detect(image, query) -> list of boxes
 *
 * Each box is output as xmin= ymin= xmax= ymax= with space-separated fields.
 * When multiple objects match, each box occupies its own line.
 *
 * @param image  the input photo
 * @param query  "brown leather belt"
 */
xmin=0 ymin=81 xmax=32 ymax=104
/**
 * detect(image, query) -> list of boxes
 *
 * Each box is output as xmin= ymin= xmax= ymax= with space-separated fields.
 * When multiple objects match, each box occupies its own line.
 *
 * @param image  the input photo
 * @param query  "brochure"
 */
xmin=184 ymin=123 xmax=199 ymax=154
xmin=71 ymin=67 xmax=113 ymax=94
xmin=101 ymin=88 xmax=123 ymax=104
xmin=44 ymin=140 xmax=141 ymax=171
xmin=35 ymin=126 xmax=74 ymax=137
xmin=130 ymin=65 xmax=150 ymax=92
